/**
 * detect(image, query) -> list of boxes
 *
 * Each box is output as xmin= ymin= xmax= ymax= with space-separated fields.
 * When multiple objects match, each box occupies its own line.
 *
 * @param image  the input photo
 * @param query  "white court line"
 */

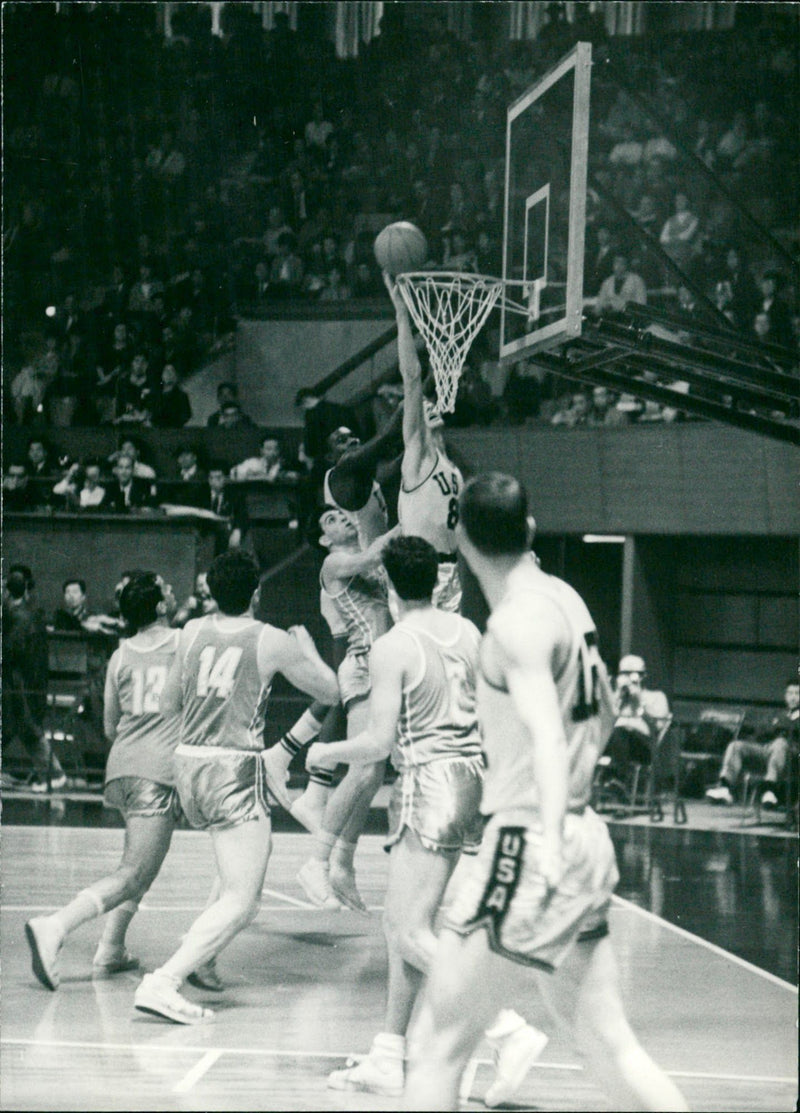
xmin=612 ymin=895 xmax=798 ymax=994
xmin=1 ymin=1037 xmax=795 ymax=1086
xmin=458 ymin=1057 xmax=480 ymax=1101
xmin=261 ymin=887 xmax=316 ymax=909
xmin=172 ymin=1049 xmax=223 ymax=1093
xmin=2 ymin=904 xmax=328 ymax=914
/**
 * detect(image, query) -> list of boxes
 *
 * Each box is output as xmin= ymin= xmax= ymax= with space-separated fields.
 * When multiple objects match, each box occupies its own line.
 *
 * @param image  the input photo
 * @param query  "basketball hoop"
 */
xmin=396 ymin=272 xmax=504 ymax=413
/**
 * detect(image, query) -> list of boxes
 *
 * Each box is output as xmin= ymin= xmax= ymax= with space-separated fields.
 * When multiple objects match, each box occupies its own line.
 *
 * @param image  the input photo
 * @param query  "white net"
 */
xmin=396 ymin=272 xmax=504 ymax=413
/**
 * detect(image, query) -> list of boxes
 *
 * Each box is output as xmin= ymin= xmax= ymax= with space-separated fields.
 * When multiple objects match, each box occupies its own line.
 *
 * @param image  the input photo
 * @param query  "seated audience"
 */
xmin=175 ymin=446 xmax=204 ymax=484
xmin=206 ymin=382 xmax=238 ymax=427
xmin=78 ymin=459 xmax=107 ymax=510
xmin=51 ymin=578 xmax=120 ymax=635
xmin=230 ymin=435 xmax=297 ymax=481
xmin=215 ymin=399 xmax=254 ymax=429
xmin=204 ymin=462 xmax=249 ymax=549
xmin=604 ymin=654 xmax=671 ymax=773
xmin=27 ymin=438 xmax=53 ymax=479
xmin=3 ymin=463 xmax=46 ymax=511
xmin=115 ymin=353 xmax=155 ymax=425
xmin=152 ymin=364 xmax=192 ymax=427
xmin=706 ymin=679 xmax=800 ymax=807
xmin=596 ymin=254 xmax=647 ymax=314
xmin=108 ymin=439 xmax=157 ymax=480
xmin=104 ymin=452 xmax=157 ymax=512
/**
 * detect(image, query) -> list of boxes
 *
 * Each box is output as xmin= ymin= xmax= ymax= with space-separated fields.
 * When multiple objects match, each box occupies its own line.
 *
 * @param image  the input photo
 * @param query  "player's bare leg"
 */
xmin=290 ymin=702 xmax=346 ymax=833
xmin=134 ymin=813 xmax=271 ymax=1024
xmin=536 ymin=935 xmax=689 ymax=1112
xmin=328 ymin=830 xmax=458 ymax=1096
xmin=261 ymin=701 xmax=327 ymax=812
xmin=26 ymin=813 xmax=174 ymax=990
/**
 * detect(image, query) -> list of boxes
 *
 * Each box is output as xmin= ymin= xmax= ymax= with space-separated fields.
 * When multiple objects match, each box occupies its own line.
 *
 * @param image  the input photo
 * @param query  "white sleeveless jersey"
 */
xmin=320 ymin=567 xmax=392 ymax=658
xmin=104 ymin=629 xmax=181 ymax=786
xmin=179 ymin=615 xmax=271 ymax=752
xmin=478 ymin=565 xmax=606 ymax=816
xmin=393 ymin=615 xmax=483 ymax=770
xmin=323 ymin=469 xmax=388 ymax=548
xmin=398 ymin=452 xmax=462 ymax=555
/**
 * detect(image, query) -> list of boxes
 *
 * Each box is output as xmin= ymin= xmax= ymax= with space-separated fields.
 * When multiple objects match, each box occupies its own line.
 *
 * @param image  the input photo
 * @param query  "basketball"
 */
xmin=374 ymin=221 xmax=428 ymax=276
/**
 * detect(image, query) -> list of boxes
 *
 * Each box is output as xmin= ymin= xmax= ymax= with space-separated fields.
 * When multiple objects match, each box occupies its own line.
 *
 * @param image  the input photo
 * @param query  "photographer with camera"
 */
xmin=605 ymin=654 xmax=671 ymax=774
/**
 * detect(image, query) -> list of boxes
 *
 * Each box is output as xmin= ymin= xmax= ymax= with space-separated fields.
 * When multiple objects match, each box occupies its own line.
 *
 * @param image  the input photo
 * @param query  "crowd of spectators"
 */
xmin=3 ymin=4 xmax=797 ymax=436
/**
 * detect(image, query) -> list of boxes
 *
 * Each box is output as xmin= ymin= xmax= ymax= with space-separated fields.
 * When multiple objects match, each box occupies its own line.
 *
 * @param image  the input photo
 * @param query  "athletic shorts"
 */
xmin=432 ymin=560 xmax=462 ymax=613
xmin=104 ymin=777 xmax=181 ymax=820
xmin=174 ymin=745 xmax=269 ymax=832
xmin=338 ymin=651 xmax=370 ymax=709
xmin=385 ymin=755 xmax=485 ymax=855
xmin=445 ymin=805 xmax=619 ymax=971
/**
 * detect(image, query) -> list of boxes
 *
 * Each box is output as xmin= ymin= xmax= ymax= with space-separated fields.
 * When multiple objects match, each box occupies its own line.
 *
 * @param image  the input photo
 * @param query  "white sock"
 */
xmin=98 ymin=900 xmax=138 ymax=951
xmin=53 ymin=888 xmax=105 ymax=936
xmin=371 ymin=1032 xmax=405 ymax=1061
xmin=485 ymin=1009 xmax=527 ymax=1042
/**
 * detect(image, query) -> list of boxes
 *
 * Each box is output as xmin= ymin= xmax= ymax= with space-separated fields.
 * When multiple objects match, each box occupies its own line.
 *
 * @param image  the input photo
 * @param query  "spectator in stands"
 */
xmin=115 ymin=353 xmax=155 ymax=425
xmin=585 ymin=225 xmax=616 ymax=296
xmin=550 ymin=390 xmax=590 ymax=428
xmin=714 ymin=247 xmax=759 ymax=331
xmin=206 ymin=463 xmax=248 ymax=549
xmin=175 ymin=446 xmax=204 ymax=484
xmin=108 ymin=438 xmax=157 ymax=480
xmin=152 ymin=364 xmax=192 ymax=428
xmin=659 ymin=193 xmax=700 ymax=273
xmin=207 ymin=382 xmax=238 ymax=427
xmin=304 ymin=101 xmax=334 ymax=154
xmin=104 ymin=452 xmax=157 ymax=512
xmin=52 ymin=578 xmax=119 ymax=635
xmin=268 ymin=231 xmax=304 ymax=297
xmin=127 ymin=262 xmax=165 ymax=316
xmin=596 ymin=254 xmax=647 ymax=314
xmin=587 ymin=385 xmax=628 ymax=426
xmin=264 ymin=205 xmax=294 ymax=260
xmin=755 ymin=270 xmax=792 ymax=349
xmin=51 ymin=459 xmax=83 ymax=509
xmin=2 ymin=567 xmax=66 ymax=792
xmin=216 ymin=400 xmax=254 ymax=429
xmin=78 ymin=459 xmax=107 ymax=510
xmin=604 ymin=654 xmax=671 ymax=775
xmin=3 ymin=463 xmax=46 ymax=511
xmin=27 ymin=438 xmax=53 ymax=479
xmin=11 ymin=348 xmax=58 ymax=424
xmin=230 ymin=436 xmax=297 ymax=481
xmin=171 ymin=571 xmax=219 ymax=628
xmin=706 ymin=679 xmax=800 ymax=808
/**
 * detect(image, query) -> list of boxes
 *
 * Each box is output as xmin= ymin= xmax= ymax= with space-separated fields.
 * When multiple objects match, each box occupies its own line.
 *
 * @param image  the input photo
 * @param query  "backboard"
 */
xmin=500 ymin=42 xmax=592 ymax=361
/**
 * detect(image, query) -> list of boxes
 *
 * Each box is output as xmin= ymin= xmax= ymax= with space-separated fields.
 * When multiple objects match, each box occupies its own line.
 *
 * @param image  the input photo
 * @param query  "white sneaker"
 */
xmin=761 ymin=789 xmax=779 ymax=808
xmin=134 ymin=973 xmax=214 ymax=1025
xmin=92 ymin=944 xmax=140 ymax=976
xmin=327 ymin=1054 xmax=403 ymax=1096
xmin=297 ymin=859 xmax=343 ymax=910
xmin=330 ymin=863 xmax=368 ymax=914
xmin=29 ymin=773 xmax=68 ymax=794
xmin=25 ymin=917 xmax=63 ymax=990
xmin=705 ymin=784 xmax=734 ymax=805
xmin=260 ymin=747 xmax=295 ymax=812
xmin=484 ymin=1024 xmax=548 ymax=1108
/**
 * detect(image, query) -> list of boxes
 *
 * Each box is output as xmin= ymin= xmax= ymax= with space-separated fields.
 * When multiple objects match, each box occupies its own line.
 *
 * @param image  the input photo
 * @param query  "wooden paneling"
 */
xmin=672 ymin=648 xmax=798 ymax=703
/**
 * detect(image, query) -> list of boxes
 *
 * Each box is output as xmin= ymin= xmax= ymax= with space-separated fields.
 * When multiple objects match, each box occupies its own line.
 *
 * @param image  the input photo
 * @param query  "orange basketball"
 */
xmin=374 ymin=221 xmax=428 ymax=276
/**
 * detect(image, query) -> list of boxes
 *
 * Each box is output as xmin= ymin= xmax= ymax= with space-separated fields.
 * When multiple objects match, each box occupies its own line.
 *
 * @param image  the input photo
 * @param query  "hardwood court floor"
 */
xmin=1 ymin=825 xmax=797 ymax=1112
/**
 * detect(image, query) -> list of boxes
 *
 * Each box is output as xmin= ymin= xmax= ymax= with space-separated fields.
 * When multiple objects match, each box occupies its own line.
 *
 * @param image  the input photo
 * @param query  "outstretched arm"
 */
xmin=383 ymin=272 xmax=435 ymax=487
xmin=260 ymin=624 xmax=339 ymax=705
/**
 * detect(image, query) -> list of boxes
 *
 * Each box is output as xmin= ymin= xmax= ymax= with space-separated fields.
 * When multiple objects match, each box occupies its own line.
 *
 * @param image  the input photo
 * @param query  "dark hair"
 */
xmin=119 ymin=572 xmax=162 ymax=633
xmin=207 ymin=460 xmax=227 ymax=475
xmin=6 ymin=570 xmax=29 ymax=600
xmin=217 ymin=381 xmax=238 ymax=399
xmin=786 ymin=678 xmax=800 ymax=688
xmin=8 ymin=563 xmax=34 ymax=590
xmin=62 ymin=578 xmax=87 ymax=594
xmin=27 ymin=437 xmax=47 ymax=450
xmin=460 ymin=473 xmax=529 ymax=556
xmin=295 ymin=387 xmax=319 ymax=406
xmin=383 ymin=535 xmax=438 ymax=601
xmin=206 ymin=550 xmax=260 ymax=615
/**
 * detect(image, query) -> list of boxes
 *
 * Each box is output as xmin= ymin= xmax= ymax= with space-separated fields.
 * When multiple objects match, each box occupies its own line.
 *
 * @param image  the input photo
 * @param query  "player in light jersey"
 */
xmin=133 ymin=550 xmax=338 ymax=1024
xmin=25 ymin=573 xmax=180 ymax=990
xmin=296 ymin=507 xmax=398 ymax=911
xmin=405 ymin=475 xmax=688 ymax=1112
xmin=384 ymin=272 xmax=462 ymax=612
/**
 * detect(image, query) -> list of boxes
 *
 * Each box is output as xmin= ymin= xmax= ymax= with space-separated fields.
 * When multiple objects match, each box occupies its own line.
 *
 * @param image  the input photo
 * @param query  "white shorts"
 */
xmin=385 ymin=755 xmax=484 ymax=854
xmin=445 ymin=806 xmax=619 ymax=971
xmin=338 ymin=651 xmax=370 ymax=709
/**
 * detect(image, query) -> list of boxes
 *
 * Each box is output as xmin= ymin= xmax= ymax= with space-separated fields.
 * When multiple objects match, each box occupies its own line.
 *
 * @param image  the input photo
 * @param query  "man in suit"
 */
xmin=104 ymin=453 xmax=157 ymax=513
xmin=595 ymin=254 xmax=647 ymax=315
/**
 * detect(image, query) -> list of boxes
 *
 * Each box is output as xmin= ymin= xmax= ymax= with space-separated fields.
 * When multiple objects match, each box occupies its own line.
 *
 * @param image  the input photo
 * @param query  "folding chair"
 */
xmin=594 ymin=715 xmax=674 ymax=821
xmin=678 ymin=706 xmax=745 ymax=799
xmin=45 ymin=632 xmax=94 ymax=787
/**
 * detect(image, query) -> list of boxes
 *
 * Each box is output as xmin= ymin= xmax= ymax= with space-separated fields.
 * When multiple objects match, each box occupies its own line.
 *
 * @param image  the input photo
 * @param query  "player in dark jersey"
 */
xmin=133 ymin=551 xmax=338 ymax=1024
xmin=25 ymin=573 xmax=180 ymax=990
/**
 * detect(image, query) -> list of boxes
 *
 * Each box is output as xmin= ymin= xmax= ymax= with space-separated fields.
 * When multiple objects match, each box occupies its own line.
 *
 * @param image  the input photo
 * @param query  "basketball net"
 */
xmin=396 ymin=272 xmax=504 ymax=413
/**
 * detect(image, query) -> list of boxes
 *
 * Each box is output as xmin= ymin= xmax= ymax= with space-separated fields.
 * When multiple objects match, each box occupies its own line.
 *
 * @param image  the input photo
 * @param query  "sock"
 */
xmin=311 ymin=829 xmax=337 ymax=863
xmin=98 ymin=900 xmax=138 ymax=951
xmin=331 ymin=837 xmax=357 ymax=871
xmin=485 ymin=1009 xmax=526 ymax=1042
xmin=300 ymin=780 xmax=332 ymax=807
xmin=280 ymin=707 xmax=324 ymax=757
xmin=53 ymin=887 xmax=105 ymax=936
xmin=371 ymin=1032 xmax=406 ymax=1063
xmin=308 ymin=767 xmax=335 ymax=787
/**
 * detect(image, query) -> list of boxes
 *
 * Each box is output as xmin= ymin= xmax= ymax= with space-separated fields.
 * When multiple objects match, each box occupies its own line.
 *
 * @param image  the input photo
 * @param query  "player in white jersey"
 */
xmin=133 ymin=550 xmax=338 ymax=1024
xmin=384 ymin=272 xmax=462 ymax=612
xmin=296 ymin=508 xmax=398 ymax=911
xmin=405 ymin=475 xmax=688 ymax=1112
xmin=25 ymin=573 xmax=180 ymax=990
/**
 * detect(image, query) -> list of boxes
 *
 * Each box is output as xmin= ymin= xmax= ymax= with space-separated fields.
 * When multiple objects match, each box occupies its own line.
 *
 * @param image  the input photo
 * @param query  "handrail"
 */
xmin=309 ymin=324 xmax=398 ymax=397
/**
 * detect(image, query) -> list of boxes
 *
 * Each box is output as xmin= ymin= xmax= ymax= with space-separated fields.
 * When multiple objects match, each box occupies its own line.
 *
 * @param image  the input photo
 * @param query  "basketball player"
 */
xmin=25 ymin=573 xmax=180 ymax=990
xmin=296 ymin=508 xmax=399 ymax=911
xmin=404 ymin=475 xmax=688 ymax=1112
xmin=384 ymin=272 xmax=462 ymax=612
xmin=133 ymin=550 xmax=338 ymax=1024
xmin=307 ymin=536 xmax=547 ymax=1104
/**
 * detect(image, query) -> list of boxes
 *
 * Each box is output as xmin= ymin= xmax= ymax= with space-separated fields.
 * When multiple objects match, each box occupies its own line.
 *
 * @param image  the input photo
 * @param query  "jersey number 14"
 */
xmin=196 ymin=646 xmax=243 ymax=699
